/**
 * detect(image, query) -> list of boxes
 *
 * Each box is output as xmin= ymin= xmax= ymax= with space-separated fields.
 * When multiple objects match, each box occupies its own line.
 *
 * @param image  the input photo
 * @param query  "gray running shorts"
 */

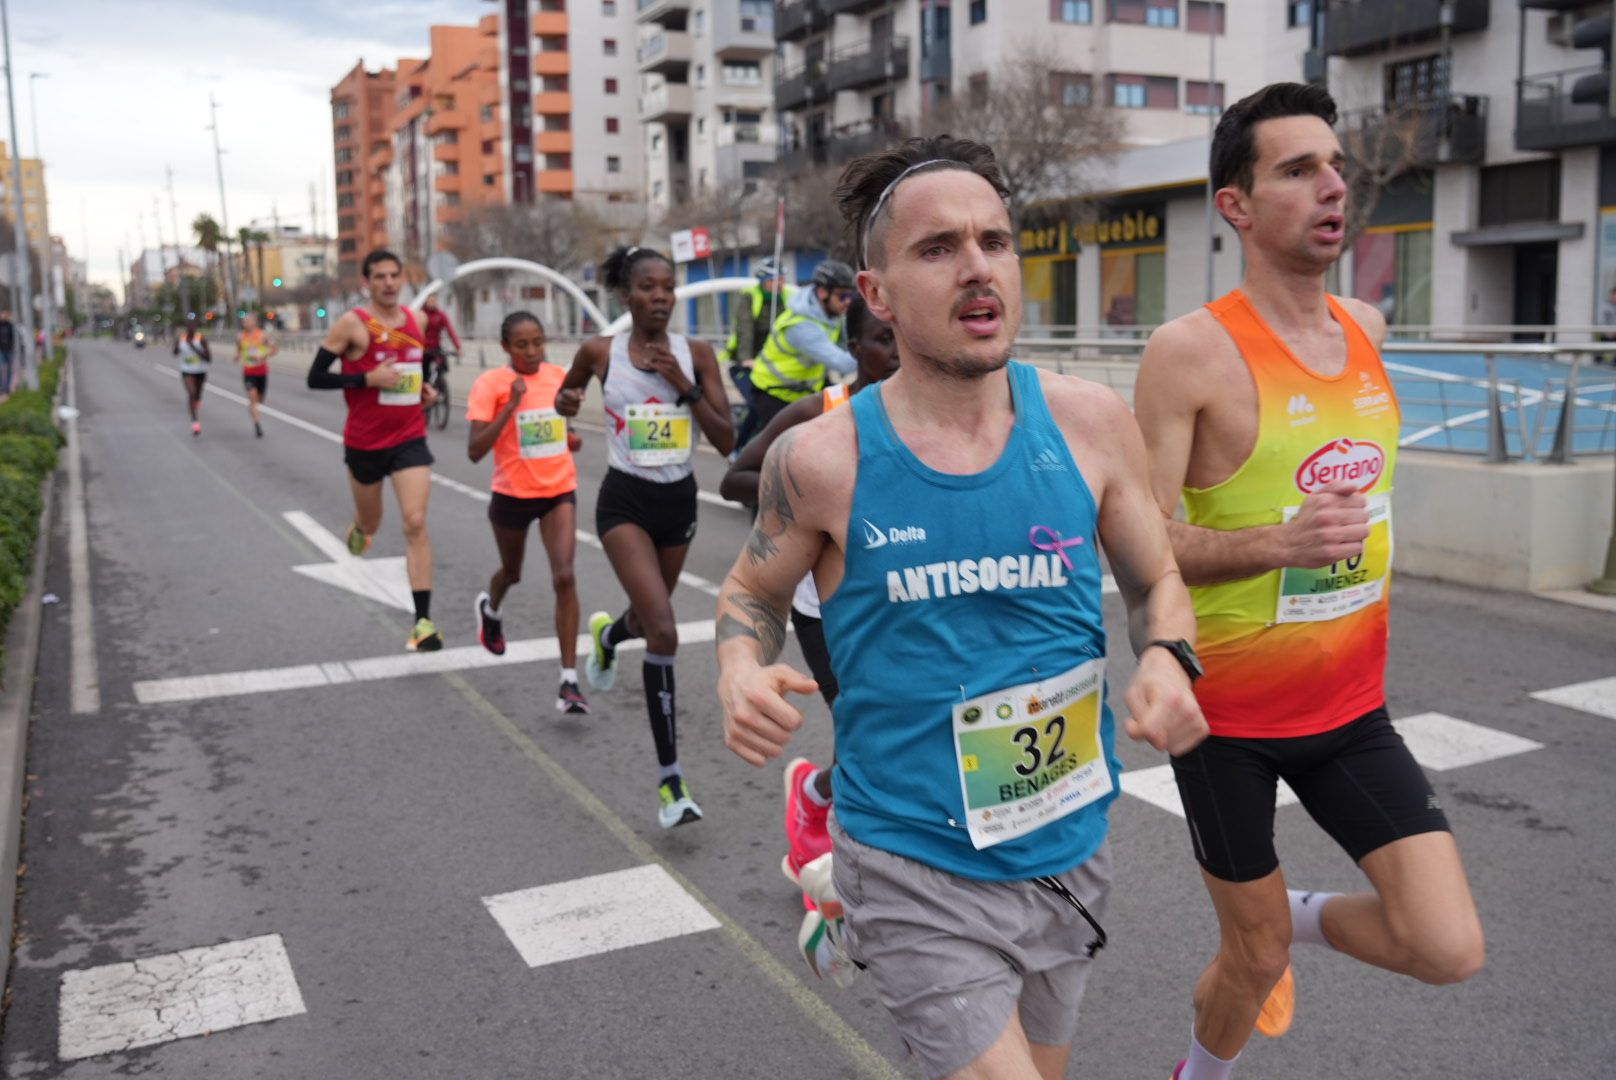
xmin=829 ymin=814 xmax=1112 ymax=1079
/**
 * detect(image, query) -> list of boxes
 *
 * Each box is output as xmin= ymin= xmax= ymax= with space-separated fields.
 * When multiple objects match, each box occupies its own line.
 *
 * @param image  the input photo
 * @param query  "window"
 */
xmin=337 ymin=193 xmax=355 ymax=209
xmin=654 ymin=180 xmax=666 ymax=199
xmin=607 ymin=155 xmax=622 ymax=173
xmin=333 ymin=101 xmax=353 ymax=120
xmin=970 ymin=0 xmax=986 ymax=24
xmin=740 ymin=0 xmax=770 ymax=32
xmin=603 ymin=0 xmax=616 ymax=13
xmin=1056 ymin=0 xmax=1092 ymax=22
xmin=334 ymin=124 xmax=353 ymax=142
xmin=697 ymin=117 xmax=707 ymax=135
xmin=482 ymin=139 xmax=496 ymax=153
xmin=1147 ymin=1 xmax=1178 ymax=27
xmin=340 ymin=238 xmax=357 ymax=254
xmin=1479 ymin=160 xmax=1559 ymax=227
xmin=515 ymin=144 xmax=533 ymax=163
xmin=604 ymin=38 xmax=617 ymax=56
xmin=436 ymin=129 xmax=458 ymax=145
xmin=1185 ymin=79 xmax=1224 ymax=114
xmin=336 ymin=169 xmax=354 ymax=186
xmin=335 ymin=148 xmax=353 ymax=164
xmin=1186 ymin=0 xmax=1223 ymax=33
xmin=442 ymin=192 xmax=460 ymax=207
xmin=484 ymin=174 xmax=497 ymax=186
xmin=722 ymin=61 xmax=763 ymax=86
xmin=652 ymin=132 xmax=663 ymax=150
xmin=480 ymin=104 xmax=495 ymax=122
xmin=605 ymin=77 xmax=618 ymax=94
xmin=694 ymin=10 xmax=705 ymax=35
xmin=440 ymin=161 xmax=459 ymax=175
xmin=606 ymin=116 xmax=620 ymax=133
xmin=1109 ymin=0 xmax=1177 ymax=25
xmin=1385 ymin=53 xmax=1449 ymax=107
xmin=1286 ymin=0 xmax=1312 ymax=28
xmin=1053 ymin=72 xmax=1093 ymax=107
xmin=1109 ymin=73 xmax=1176 ymax=109
xmin=696 ymin=64 xmax=707 ymax=87
xmin=338 ymin=215 xmax=357 ymax=232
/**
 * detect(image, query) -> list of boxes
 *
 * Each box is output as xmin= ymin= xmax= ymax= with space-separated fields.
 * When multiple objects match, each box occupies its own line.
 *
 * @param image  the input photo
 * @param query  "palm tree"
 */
xmin=192 ymin=214 xmax=223 ymax=315
xmin=237 ymin=226 xmax=271 ymax=310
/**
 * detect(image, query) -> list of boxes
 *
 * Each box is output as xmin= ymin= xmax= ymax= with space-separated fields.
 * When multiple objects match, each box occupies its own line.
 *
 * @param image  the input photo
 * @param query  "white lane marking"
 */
xmin=58 ymin=934 xmax=306 ymax=1062
xmin=1530 ymin=676 xmax=1616 ymax=721
xmin=132 ymin=617 xmax=725 ymax=705
xmin=65 ymin=358 xmax=101 ymax=715
xmin=483 ymin=864 xmax=719 ymax=969
xmin=1392 ymin=712 xmax=1544 ymax=770
xmin=283 ymin=511 xmax=414 ymax=613
xmin=152 ymin=362 xmax=341 ymax=445
xmin=1121 ymin=711 xmax=1541 ymax=818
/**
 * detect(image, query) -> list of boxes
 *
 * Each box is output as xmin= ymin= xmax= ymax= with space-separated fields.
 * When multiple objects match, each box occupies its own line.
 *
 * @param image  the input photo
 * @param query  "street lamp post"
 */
xmin=28 ymin=70 xmax=51 ymax=353
xmin=207 ymin=93 xmax=237 ymax=325
xmin=1 ymin=0 xmax=37 ymax=388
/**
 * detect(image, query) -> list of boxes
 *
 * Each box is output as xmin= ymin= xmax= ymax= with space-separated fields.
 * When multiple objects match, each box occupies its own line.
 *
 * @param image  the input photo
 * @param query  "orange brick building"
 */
xmin=330 ymin=62 xmax=398 ymax=289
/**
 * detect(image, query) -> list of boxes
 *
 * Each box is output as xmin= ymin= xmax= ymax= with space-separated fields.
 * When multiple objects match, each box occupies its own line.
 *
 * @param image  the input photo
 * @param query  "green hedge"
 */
xmin=0 ymin=347 xmax=64 ymax=670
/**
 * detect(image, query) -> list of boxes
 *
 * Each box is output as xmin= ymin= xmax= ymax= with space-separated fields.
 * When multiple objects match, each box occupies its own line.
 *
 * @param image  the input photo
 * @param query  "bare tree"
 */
xmin=920 ymin=40 xmax=1122 ymax=227
xmin=1337 ymin=102 xmax=1438 ymax=248
xmin=779 ymin=164 xmax=859 ymax=264
xmin=444 ymin=199 xmax=610 ymax=274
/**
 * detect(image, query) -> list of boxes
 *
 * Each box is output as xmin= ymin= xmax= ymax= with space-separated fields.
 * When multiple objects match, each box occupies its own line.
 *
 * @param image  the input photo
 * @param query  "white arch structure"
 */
xmin=603 ymin=276 xmax=760 ymax=336
xmin=412 ymin=257 xmax=609 ymax=329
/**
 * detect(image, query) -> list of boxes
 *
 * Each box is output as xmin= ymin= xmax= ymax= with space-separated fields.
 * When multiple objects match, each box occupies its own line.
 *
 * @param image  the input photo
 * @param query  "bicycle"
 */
xmin=423 ymin=349 xmax=454 ymax=431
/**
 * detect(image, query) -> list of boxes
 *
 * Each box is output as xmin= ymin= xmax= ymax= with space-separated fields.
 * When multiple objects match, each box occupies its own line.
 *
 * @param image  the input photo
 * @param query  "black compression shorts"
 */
xmin=243 ymin=374 xmax=267 ymax=398
xmin=344 ymin=436 xmax=434 ymax=486
xmin=1169 ymin=705 xmax=1451 ymax=883
xmin=488 ymin=490 xmax=577 ymax=531
xmin=594 ymin=467 xmax=697 ymax=549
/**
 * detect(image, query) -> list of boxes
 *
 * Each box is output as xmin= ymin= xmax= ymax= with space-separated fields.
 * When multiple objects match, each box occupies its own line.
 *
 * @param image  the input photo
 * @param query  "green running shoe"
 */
xmin=585 ymin=610 xmax=617 ymax=691
xmin=407 ymin=616 xmax=443 ymax=652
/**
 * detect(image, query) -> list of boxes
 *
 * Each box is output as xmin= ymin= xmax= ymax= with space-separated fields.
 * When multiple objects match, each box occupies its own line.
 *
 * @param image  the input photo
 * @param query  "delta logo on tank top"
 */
xmin=1184 ymin=289 xmax=1401 ymax=740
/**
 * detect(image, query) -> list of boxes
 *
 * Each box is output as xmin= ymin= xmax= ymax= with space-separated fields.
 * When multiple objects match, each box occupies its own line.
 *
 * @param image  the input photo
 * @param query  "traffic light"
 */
xmin=271 ymin=277 xmax=283 ymax=288
xmin=1570 ymin=7 xmax=1616 ymax=115
xmin=315 ymin=307 xmax=327 ymax=318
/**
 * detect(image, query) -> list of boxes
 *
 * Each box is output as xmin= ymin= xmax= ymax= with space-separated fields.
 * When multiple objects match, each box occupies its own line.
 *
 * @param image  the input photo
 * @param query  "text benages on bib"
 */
xmin=886 ymin=552 xmax=1073 ymax=604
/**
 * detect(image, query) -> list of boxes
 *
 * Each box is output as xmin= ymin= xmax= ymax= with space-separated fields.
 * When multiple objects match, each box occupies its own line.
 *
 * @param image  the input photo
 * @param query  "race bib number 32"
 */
xmin=952 ymin=658 xmax=1112 ymax=850
xmin=625 ymin=402 xmax=692 ymax=466
xmin=1276 ymin=491 xmax=1393 ymax=623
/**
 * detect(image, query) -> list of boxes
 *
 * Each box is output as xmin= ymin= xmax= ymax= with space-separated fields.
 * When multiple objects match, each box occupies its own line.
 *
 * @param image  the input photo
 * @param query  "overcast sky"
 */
xmin=15 ymin=0 xmax=488 ymax=296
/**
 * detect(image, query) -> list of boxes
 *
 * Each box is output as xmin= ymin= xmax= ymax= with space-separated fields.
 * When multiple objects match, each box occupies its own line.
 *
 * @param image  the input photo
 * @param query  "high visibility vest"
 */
xmin=720 ymin=284 xmax=792 ymax=364
xmin=751 ymin=302 xmax=842 ymax=402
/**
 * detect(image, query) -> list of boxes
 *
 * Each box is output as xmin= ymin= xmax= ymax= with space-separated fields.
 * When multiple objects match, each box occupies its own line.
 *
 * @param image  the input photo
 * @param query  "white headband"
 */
xmin=859 ymin=159 xmax=955 ymax=269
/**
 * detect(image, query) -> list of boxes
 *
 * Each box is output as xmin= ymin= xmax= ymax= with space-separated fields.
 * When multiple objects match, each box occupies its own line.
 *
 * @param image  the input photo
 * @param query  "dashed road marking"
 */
xmin=65 ymin=357 xmax=101 ymax=714
xmin=483 ymin=864 xmax=720 ymax=969
xmin=58 ymin=934 xmax=306 ymax=1062
xmin=1120 ymin=712 xmax=1541 ymax=818
xmin=1531 ymin=676 xmax=1616 ymax=721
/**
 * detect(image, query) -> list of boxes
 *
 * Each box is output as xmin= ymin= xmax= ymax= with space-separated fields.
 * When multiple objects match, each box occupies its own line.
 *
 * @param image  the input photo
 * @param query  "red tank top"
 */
xmin=342 ymin=307 xmax=428 ymax=450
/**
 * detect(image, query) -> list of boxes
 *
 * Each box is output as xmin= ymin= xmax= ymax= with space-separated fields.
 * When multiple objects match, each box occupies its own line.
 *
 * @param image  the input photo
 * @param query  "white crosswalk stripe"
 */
xmin=1530 ymin=676 xmax=1616 ymax=721
xmin=1120 ymin=712 xmax=1541 ymax=818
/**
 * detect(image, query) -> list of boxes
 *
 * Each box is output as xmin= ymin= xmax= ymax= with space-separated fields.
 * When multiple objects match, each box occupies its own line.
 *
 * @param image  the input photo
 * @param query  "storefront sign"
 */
xmin=1019 ymin=204 xmax=1165 ymax=257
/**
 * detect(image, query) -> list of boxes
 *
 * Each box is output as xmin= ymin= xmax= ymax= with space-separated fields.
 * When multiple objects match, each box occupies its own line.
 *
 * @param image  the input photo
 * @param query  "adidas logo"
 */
xmin=1287 ymin=394 xmax=1315 ymax=417
xmin=1030 ymin=448 xmax=1067 ymax=473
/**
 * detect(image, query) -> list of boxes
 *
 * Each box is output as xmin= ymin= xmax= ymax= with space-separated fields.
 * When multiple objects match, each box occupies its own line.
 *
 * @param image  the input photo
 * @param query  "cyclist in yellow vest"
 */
xmin=1134 ymin=83 xmax=1483 ymax=1080
xmin=722 ymin=260 xmax=793 ymax=446
xmin=747 ymin=259 xmax=857 ymax=434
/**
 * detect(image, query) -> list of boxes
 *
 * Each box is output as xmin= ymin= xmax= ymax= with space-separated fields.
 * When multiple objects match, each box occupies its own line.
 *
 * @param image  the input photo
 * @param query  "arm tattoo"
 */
xmin=717 ymin=592 xmax=788 ymax=663
xmin=745 ymin=429 xmax=804 ymax=567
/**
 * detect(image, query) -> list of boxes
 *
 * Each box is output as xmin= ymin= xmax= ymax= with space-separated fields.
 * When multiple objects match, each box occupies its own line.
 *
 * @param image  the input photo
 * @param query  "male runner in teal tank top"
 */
xmin=715 ymin=135 xmax=1210 ymax=1080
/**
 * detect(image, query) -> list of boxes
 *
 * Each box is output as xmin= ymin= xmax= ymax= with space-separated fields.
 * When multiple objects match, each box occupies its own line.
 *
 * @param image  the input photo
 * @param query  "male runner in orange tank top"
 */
xmin=1133 ymin=84 xmax=1484 ymax=1080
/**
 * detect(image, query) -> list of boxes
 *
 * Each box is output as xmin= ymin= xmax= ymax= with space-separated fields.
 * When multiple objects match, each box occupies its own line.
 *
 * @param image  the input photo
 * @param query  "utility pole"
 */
xmin=2 ymin=0 xmax=37 ymax=388
xmin=167 ymin=165 xmax=191 ymax=320
xmin=152 ymin=198 xmax=168 ymax=325
xmin=28 ymin=71 xmax=50 ymax=355
xmin=207 ymin=93 xmax=237 ymax=325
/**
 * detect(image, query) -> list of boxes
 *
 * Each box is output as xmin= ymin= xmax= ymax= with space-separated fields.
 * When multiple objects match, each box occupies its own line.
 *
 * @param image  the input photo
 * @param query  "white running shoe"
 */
xmin=797 ymin=907 xmax=859 ymax=988
xmin=657 ymin=776 xmax=702 ymax=829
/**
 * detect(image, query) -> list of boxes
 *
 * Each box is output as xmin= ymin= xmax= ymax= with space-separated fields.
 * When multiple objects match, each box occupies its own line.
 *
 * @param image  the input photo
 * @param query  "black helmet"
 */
xmin=811 ymin=260 xmax=855 ymax=291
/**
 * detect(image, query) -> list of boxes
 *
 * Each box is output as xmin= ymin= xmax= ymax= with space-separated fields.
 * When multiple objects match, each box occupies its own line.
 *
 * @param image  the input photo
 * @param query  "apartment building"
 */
xmin=635 ymin=0 xmax=778 ymax=214
xmin=331 ymin=64 xmax=398 ymax=288
xmin=0 ymin=142 xmax=48 ymax=268
xmin=1318 ymin=0 xmax=1616 ymax=334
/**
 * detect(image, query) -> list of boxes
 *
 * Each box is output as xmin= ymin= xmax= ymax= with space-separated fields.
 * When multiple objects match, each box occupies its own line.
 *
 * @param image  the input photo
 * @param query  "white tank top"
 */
xmin=602 ymin=332 xmax=698 ymax=484
xmin=177 ymin=337 xmax=209 ymax=374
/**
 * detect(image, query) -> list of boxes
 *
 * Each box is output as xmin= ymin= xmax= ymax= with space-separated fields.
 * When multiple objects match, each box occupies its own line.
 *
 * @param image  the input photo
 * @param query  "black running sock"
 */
xmin=644 ymin=653 xmax=678 ymax=768
xmin=602 ymin=610 xmax=637 ymax=656
xmin=413 ymin=590 xmax=432 ymax=621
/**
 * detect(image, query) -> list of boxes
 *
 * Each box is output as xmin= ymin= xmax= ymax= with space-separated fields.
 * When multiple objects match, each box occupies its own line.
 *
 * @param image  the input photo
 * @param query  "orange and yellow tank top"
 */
xmin=1185 ymin=289 xmax=1400 ymax=739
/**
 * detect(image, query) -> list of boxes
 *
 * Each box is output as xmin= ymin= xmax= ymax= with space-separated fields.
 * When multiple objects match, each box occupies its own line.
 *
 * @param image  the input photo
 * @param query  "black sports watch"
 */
xmin=1144 ymin=639 xmax=1203 ymax=683
xmin=675 ymin=378 xmax=703 ymax=407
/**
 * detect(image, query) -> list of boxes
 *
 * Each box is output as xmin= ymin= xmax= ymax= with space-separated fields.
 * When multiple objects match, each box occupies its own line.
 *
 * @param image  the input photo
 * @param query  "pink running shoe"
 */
xmin=781 ymin=757 xmax=832 ymax=886
xmin=1170 ymin=1062 xmax=1186 ymax=1080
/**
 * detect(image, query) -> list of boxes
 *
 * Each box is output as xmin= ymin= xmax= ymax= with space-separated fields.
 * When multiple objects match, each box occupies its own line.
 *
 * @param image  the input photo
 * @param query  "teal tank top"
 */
xmin=822 ymin=361 xmax=1119 ymax=881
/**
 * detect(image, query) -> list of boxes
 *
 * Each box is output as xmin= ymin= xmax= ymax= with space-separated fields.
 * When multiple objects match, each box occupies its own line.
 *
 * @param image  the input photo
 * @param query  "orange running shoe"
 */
xmin=1255 ymin=964 xmax=1295 ymax=1038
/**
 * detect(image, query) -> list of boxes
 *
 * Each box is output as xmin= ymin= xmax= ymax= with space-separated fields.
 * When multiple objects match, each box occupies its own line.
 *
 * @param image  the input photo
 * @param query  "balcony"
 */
xmin=534 ymin=51 xmax=570 ymax=76
xmin=1517 ymin=65 xmax=1616 ymax=151
xmin=640 ymin=81 xmax=694 ymax=122
xmin=714 ymin=5 xmax=774 ymax=59
xmin=776 ymin=0 xmax=828 ymax=42
xmin=716 ymin=124 xmax=777 ymax=185
xmin=774 ymin=143 xmax=829 ymax=174
xmin=434 ymin=172 xmax=462 ymax=194
xmin=536 ymin=130 xmax=573 ymax=154
xmin=639 ymin=29 xmax=693 ymax=74
xmin=827 ymin=118 xmax=907 ymax=165
xmin=1339 ymin=96 xmax=1488 ymax=167
xmin=826 ymin=36 xmax=909 ymax=94
xmin=636 ymin=0 xmax=690 ymax=23
xmin=775 ymin=59 xmax=828 ymax=112
xmin=538 ymin=169 xmax=574 ymax=194
xmin=534 ymin=91 xmax=572 ymax=115
xmin=824 ymin=0 xmax=886 ymax=14
xmin=713 ymin=74 xmax=774 ymax=109
xmin=532 ymin=11 xmax=568 ymax=35
xmin=433 ymin=141 xmax=459 ymax=162
xmin=1320 ymin=0 xmax=1488 ymax=57
xmin=919 ymin=40 xmax=950 ymax=84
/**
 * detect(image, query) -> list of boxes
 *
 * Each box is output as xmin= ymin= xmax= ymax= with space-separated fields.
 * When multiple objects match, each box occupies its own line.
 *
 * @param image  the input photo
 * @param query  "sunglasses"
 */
xmin=834 ymin=290 xmax=855 ymax=302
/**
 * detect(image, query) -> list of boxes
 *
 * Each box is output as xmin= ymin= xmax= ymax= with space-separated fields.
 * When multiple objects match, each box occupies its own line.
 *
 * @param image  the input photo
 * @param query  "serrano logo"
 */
xmin=1295 ymin=438 xmax=1385 ymax=493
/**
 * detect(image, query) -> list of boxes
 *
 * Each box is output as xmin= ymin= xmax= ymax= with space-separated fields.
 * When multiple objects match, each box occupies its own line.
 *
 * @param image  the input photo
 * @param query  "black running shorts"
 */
xmin=488 ymin=489 xmax=577 ymax=531
xmin=594 ymin=467 xmax=697 ymax=549
xmin=1169 ymin=705 xmax=1451 ymax=883
xmin=344 ymin=436 xmax=434 ymax=486
xmin=243 ymin=374 xmax=267 ymax=398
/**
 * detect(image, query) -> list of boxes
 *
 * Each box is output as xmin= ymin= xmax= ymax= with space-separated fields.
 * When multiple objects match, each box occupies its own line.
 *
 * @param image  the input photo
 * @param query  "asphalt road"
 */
xmin=2 ymin=337 xmax=1613 ymax=1078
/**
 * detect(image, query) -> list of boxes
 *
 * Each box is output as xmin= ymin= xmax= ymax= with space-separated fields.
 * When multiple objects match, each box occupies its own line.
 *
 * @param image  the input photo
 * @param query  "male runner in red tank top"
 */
xmin=308 ymin=249 xmax=444 ymax=652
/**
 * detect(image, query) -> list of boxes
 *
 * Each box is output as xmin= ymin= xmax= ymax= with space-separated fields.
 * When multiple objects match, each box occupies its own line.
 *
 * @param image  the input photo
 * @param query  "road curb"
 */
xmin=0 ymin=349 xmax=66 ymax=977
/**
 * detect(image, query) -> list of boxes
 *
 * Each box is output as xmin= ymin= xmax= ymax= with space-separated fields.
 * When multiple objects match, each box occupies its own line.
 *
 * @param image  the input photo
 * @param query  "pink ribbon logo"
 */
xmin=1029 ymin=526 xmax=1084 ymax=571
